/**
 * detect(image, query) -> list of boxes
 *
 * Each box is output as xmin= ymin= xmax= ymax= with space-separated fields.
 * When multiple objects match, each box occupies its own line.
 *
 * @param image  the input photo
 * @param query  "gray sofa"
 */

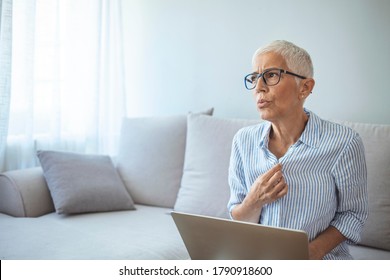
xmin=0 ymin=112 xmax=389 ymax=259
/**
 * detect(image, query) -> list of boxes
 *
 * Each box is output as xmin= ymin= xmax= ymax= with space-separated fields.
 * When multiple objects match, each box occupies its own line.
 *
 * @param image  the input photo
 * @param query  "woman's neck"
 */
xmin=268 ymin=111 xmax=309 ymax=158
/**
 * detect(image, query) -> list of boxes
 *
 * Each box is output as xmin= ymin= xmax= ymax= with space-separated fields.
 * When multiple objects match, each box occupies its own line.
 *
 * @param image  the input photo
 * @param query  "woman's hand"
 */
xmin=231 ymin=164 xmax=288 ymax=223
xmin=248 ymin=163 xmax=288 ymax=207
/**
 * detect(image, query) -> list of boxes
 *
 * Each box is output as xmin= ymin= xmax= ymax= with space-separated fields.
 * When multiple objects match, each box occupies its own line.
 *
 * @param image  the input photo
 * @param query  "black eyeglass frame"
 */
xmin=244 ymin=68 xmax=307 ymax=90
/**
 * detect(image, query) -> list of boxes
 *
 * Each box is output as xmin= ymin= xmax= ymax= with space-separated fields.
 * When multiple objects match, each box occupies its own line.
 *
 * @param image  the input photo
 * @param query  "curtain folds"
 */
xmin=0 ymin=0 xmax=12 ymax=172
xmin=4 ymin=0 xmax=126 ymax=171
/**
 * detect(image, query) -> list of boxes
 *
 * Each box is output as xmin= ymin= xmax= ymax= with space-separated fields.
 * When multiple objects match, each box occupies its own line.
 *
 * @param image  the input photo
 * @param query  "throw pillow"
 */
xmin=37 ymin=150 xmax=135 ymax=215
xmin=116 ymin=108 xmax=214 ymax=208
xmin=174 ymin=114 xmax=260 ymax=218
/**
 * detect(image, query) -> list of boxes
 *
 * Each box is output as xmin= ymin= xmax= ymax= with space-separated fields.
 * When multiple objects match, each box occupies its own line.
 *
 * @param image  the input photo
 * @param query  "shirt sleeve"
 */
xmin=227 ymin=133 xmax=248 ymax=219
xmin=330 ymin=133 xmax=369 ymax=244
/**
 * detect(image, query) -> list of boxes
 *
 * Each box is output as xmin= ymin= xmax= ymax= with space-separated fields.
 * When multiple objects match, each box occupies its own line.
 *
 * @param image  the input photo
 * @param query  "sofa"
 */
xmin=0 ymin=111 xmax=389 ymax=260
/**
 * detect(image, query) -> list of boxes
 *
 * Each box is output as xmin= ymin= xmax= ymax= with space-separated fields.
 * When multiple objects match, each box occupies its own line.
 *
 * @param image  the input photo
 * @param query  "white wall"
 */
xmin=122 ymin=0 xmax=390 ymax=124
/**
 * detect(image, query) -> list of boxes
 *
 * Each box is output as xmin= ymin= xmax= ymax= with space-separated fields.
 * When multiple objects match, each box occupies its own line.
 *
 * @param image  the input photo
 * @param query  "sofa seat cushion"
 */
xmin=348 ymin=244 xmax=390 ymax=260
xmin=0 ymin=205 xmax=189 ymax=260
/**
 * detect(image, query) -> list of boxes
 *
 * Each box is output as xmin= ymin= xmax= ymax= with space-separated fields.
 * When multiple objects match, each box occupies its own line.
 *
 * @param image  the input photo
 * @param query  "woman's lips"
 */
xmin=257 ymin=99 xmax=271 ymax=109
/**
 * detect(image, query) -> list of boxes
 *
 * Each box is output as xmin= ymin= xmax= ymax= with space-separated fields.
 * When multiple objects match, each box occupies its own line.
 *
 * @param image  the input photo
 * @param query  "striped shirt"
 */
xmin=227 ymin=109 xmax=368 ymax=260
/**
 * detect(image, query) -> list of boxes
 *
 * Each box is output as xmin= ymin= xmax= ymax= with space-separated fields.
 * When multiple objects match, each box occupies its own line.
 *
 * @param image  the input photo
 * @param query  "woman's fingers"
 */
xmin=255 ymin=164 xmax=288 ymax=204
xmin=262 ymin=163 xmax=282 ymax=181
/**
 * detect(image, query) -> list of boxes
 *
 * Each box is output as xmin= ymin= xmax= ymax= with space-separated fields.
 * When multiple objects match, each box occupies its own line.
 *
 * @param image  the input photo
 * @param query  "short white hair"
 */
xmin=252 ymin=40 xmax=314 ymax=78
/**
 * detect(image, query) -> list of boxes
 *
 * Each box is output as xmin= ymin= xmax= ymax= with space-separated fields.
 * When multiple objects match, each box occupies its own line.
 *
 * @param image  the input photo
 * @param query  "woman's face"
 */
xmin=252 ymin=52 xmax=304 ymax=122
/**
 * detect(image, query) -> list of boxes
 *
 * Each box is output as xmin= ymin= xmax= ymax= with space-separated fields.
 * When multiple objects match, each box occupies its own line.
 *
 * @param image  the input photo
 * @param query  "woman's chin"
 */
xmin=258 ymin=109 xmax=272 ymax=121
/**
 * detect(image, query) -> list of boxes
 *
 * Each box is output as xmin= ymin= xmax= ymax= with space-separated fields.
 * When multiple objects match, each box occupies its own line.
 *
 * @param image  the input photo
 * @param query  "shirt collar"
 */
xmin=259 ymin=122 xmax=272 ymax=149
xmin=299 ymin=108 xmax=321 ymax=148
xmin=258 ymin=108 xmax=321 ymax=149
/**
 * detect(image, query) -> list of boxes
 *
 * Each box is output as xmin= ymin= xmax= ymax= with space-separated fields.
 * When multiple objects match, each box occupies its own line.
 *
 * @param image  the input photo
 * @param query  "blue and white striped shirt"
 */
xmin=228 ymin=109 xmax=368 ymax=260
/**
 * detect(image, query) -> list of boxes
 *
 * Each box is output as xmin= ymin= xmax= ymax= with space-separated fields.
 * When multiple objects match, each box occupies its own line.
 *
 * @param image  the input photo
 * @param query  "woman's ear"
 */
xmin=299 ymin=78 xmax=315 ymax=99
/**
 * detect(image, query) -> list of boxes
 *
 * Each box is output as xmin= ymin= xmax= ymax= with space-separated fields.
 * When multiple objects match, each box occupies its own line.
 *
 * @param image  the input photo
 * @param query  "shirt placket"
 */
xmin=263 ymin=141 xmax=302 ymax=228
xmin=261 ymin=145 xmax=281 ymax=227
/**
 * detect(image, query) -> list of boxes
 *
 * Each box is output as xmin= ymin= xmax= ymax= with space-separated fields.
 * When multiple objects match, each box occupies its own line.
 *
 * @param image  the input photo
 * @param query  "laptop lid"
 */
xmin=171 ymin=211 xmax=309 ymax=260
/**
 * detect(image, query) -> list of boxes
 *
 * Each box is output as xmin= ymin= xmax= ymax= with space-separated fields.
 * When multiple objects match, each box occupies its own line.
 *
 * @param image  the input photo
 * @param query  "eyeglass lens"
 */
xmin=245 ymin=69 xmax=282 ymax=89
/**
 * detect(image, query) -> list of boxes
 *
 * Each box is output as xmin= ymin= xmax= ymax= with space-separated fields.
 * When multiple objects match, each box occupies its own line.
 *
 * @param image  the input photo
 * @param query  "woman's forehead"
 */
xmin=252 ymin=52 xmax=287 ymax=72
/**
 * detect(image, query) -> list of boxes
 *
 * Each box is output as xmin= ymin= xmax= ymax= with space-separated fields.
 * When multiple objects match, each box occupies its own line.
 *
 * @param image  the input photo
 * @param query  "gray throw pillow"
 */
xmin=37 ymin=150 xmax=135 ymax=215
xmin=116 ymin=108 xmax=213 ymax=208
xmin=174 ymin=114 xmax=260 ymax=218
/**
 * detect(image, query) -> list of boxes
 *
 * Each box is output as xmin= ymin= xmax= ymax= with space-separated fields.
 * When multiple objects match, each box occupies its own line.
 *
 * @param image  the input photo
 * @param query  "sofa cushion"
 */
xmin=348 ymin=244 xmax=390 ymax=260
xmin=174 ymin=114 xmax=260 ymax=218
xmin=37 ymin=150 xmax=135 ymax=215
xmin=0 ymin=205 xmax=189 ymax=259
xmin=116 ymin=109 xmax=213 ymax=208
xmin=334 ymin=121 xmax=390 ymax=251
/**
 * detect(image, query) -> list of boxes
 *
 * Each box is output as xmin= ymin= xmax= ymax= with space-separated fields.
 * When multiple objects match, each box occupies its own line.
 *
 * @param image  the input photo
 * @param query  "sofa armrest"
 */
xmin=0 ymin=167 xmax=55 ymax=217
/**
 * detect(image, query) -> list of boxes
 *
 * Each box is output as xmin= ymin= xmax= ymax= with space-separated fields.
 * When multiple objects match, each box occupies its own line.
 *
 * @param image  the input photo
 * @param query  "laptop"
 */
xmin=171 ymin=211 xmax=309 ymax=260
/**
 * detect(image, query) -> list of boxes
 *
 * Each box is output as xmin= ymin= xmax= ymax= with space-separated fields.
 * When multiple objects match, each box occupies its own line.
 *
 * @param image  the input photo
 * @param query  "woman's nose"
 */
xmin=254 ymin=76 xmax=267 ymax=93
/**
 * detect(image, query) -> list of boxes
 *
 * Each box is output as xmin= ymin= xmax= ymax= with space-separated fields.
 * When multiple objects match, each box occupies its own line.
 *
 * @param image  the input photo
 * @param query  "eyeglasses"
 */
xmin=244 ymin=68 xmax=307 ymax=90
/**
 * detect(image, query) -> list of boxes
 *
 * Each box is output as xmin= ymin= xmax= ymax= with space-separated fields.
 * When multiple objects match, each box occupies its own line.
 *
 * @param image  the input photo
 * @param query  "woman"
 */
xmin=227 ymin=40 xmax=368 ymax=260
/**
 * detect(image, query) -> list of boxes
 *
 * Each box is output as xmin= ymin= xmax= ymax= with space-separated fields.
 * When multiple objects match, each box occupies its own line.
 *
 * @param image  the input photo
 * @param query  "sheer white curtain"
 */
xmin=4 ymin=0 xmax=126 ymax=171
xmin=0 ymin=0 xmax=12 ymax=172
